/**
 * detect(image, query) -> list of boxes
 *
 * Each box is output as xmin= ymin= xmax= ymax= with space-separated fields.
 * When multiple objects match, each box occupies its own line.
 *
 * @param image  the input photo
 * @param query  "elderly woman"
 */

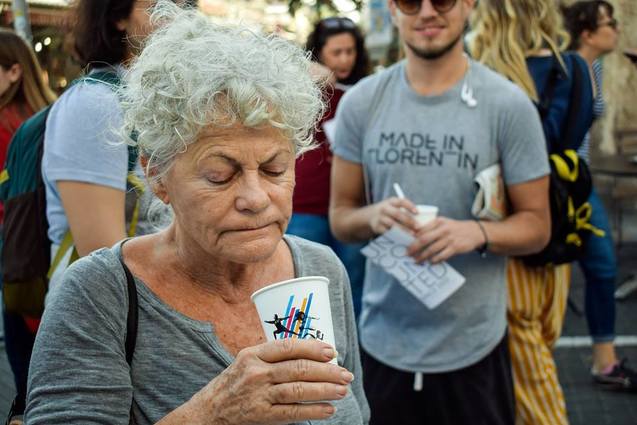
xmin=25 ymin=3 xmax=369 ymax=425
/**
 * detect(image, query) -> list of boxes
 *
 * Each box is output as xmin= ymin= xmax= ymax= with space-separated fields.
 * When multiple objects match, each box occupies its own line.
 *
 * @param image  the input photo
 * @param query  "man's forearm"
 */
xmin=329 ymin=204 xmax=376 ymax=243
xmin=481 ymin=211 xmax=550 ymax=256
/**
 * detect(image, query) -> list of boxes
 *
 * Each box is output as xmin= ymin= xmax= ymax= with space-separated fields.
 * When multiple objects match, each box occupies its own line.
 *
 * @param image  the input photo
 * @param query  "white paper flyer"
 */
xmin=361 ymin=227 xmax=466 ymax=309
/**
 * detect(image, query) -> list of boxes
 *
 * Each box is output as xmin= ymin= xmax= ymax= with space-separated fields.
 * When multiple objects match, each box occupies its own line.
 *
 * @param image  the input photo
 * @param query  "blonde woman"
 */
xmin=470 ymin=1 xmax=595 ymax=424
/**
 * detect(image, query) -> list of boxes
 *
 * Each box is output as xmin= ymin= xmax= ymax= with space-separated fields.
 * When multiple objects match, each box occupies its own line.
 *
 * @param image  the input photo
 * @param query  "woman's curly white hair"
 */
xmin=120 ymin=1 xmax=325 ymax=176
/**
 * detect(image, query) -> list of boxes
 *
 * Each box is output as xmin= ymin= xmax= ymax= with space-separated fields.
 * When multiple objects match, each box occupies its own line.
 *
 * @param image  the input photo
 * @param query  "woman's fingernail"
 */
xmin=337 ymin=385 xmax=348 ymax=397
xmin=341 ymin=371 xmax=354 ymax=382
xmin=323 ymin=347 xmax=335 ymax=359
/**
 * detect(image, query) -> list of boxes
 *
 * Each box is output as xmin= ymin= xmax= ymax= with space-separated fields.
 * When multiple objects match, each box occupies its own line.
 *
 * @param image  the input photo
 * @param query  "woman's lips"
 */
xmin=234 ymin=223 xmax=273 ymax=232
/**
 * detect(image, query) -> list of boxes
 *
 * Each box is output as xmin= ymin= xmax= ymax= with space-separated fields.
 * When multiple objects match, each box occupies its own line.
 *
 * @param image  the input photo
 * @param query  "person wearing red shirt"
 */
xmin=289 ymin=17 xmax=370 ymax=318
xmin=0 ymin=28 xmax=56 ymax=425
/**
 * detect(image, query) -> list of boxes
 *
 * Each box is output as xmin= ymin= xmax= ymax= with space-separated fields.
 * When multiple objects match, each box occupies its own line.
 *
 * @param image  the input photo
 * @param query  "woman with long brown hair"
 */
xmin=0 ymin=29 xmax=56 ymax=183
xmin=471 ymin=1 xmax=595 ymax=423
xmin=0 ymin=28 xmax=56 ymax=425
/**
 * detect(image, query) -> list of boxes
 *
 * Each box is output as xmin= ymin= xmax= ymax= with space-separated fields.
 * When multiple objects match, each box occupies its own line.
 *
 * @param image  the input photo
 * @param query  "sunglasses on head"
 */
xmin=394 ymin=0 xmax=457 ymax=15
xmin=319 ymin=17 xmax=357 ymax=30
xmin=598 ymin=17 xmax=618 ymax=30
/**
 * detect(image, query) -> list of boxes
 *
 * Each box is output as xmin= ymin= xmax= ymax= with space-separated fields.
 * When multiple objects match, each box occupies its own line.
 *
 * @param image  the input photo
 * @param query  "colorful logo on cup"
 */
xmin=264 ymin=293 xmax=324 ymax=341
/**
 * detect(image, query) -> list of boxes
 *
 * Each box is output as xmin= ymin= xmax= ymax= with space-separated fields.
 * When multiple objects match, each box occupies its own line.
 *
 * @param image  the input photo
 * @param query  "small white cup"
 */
xmin=415 ymin=205 xmax=439 ymax=226
xmin=251 ymin=276 xmax=337 ymax=364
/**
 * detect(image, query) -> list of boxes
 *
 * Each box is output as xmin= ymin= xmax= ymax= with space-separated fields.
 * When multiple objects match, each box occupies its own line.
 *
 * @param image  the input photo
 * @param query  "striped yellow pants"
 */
xmin=507 ymin=258 xmax=571 ymax=425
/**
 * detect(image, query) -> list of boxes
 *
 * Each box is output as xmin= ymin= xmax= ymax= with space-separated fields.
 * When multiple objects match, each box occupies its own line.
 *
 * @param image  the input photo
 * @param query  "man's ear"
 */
xmin=387 ymin=0 xmax=398 ymax=25
xmin=461 ymin=0 xmax=477 ymax=18
xmin=140 ymin=156 xmax=170 ymax=204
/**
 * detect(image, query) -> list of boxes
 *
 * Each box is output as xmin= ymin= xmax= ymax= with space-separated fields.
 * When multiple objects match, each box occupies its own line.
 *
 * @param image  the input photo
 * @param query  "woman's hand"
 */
xmin=169 ymin=339 xmax=354 ymax=425
xmin=369 ymin=197 xmax=419 ymax=236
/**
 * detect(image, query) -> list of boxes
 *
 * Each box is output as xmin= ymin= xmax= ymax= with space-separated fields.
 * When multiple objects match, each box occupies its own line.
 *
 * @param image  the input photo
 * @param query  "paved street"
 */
xmin=2 ymin=244 xmax=636 ymax=423
xmin=556 ymin=241 xmax=637 ymax=425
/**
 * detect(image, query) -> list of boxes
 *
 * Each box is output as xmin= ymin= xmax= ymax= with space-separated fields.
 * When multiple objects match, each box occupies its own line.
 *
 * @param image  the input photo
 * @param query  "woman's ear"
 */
xmin=115 ymin=17 xmax=130 ymax=32
xmin=140 ymin=156 xmax=170 ymax=204
xmin=580 ymin=30 xmax=593 ymax=46
xmin=8 ymin=63 xmax=22 ymax=83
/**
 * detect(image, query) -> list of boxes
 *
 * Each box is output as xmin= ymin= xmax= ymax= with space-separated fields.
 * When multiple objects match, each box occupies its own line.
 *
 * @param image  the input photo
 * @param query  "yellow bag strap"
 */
xmin=565 ymin=201 xmax=606 ymax=248
xmin=47 ymin=174 xmax=146 ymax=277
xmin=126 ymin=172 xmax=145 ymax=237
xmin=0 ymin=169 xmax=8 ymax=185
xmin=574 ymin=202 xmax=606 ymax=237
xmin=550 ymin=149 xmax=579 ymax=182
xmin=47 ymin=231 xmax=76 ymax=279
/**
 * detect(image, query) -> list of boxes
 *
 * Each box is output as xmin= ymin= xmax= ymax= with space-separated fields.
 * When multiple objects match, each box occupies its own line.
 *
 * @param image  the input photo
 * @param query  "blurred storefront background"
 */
xmin=1 ymin=0 xmax=634 ymax=155
xmin=1 ymin=0 xmax=395 ymax=93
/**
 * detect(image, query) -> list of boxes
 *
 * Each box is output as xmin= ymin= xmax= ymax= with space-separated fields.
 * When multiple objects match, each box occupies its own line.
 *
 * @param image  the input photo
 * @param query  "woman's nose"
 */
xmin=235 ymin=173 xmax=269 ymax=213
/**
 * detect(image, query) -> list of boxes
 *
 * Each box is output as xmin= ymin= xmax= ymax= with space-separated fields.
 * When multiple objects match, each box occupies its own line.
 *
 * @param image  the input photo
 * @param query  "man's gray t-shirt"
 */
xmin=26 ymin=235 xmax=370 ymax=425
xmin=333 ymin=60 xmax=549 ymax=373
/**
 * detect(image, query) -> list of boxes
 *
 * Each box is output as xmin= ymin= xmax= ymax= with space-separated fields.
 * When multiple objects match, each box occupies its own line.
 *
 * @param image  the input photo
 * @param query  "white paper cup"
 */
xmin=415 ymin=205 xmax=438 ymax=226
xmin=251 ymin=276 xmax=336 ymax=364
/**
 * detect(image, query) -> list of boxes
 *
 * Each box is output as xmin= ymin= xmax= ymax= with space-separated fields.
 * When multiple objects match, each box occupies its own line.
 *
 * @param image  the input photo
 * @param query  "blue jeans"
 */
xmin=1 ymin=238 xmax=35 ymax=414
xmin=577 ymin=189 xmax=617 ymax=343
xmin=1 ymin=309 xmax=33 ymax=414
xmin=287 ymin=213 xmax=366 ymax=319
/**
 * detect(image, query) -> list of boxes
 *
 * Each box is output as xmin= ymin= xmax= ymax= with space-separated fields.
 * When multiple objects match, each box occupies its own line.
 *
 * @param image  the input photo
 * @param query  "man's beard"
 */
xmin=405 ymin=31 xmax=463 ymax=60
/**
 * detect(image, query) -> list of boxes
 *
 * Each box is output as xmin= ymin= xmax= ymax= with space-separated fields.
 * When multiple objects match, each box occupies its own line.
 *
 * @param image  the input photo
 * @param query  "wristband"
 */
xmin=475 ymin=220 xmax=489 ymax=258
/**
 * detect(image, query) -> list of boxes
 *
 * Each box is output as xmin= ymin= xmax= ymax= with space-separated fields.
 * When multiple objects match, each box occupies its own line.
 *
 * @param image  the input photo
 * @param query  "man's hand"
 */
xmin=407 ymin=218 xmax=486 ymax=264
xmin=369 ymin=197 xmax=420 ymax=236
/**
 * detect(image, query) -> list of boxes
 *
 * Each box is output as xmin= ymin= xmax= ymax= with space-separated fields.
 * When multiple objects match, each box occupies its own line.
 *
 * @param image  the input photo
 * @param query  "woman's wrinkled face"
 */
xmin=158 ymin=124 xmax=296 ymax=263
xmin=319 ymin=32 xmax=357 ymax=81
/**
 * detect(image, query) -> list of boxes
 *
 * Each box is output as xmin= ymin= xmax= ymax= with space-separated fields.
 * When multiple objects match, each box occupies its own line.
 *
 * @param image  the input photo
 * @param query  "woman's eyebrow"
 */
xmin=261 ymin=149 xmax=291 ymax=165
xmin=198 ymin=149 xmax=290 ymax=167
xmin=197 ymin=152 xmax=240 ymax=169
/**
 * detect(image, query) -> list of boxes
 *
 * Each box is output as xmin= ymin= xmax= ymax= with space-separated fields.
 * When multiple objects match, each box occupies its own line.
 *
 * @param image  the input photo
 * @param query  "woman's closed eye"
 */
xmin=261 ymin=167 xmax=287 ymax=177
xmin=206 ymin=171 xmax=235 ymax=185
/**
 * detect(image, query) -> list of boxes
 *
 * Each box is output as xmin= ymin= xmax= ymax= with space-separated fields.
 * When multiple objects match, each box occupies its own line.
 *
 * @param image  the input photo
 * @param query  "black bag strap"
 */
xmin=537 ymin=55 xmax=569 ymax=153
xmin=538 ymin=55 xmax=563 ymax=121
xmin=537 ymin=54 xmax=589 ymax=153
xmin=561 ymin=55 xmax=585 ymax=152
xmin=119 ymin=257 xmax=138 ymax=366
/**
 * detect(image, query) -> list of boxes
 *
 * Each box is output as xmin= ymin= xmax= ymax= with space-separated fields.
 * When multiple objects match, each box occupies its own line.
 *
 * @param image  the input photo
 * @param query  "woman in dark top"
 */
xmin=288 ymin=17 xmax=370 ymax=318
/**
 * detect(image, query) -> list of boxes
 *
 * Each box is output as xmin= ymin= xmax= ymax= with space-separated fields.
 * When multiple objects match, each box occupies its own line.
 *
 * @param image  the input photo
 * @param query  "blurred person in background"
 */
xmin=562 ymin=0 xmax=637 ymax=393
xmin=42 ymin=0 xmax=168 ymax=289
xmin=472 ymin=0 xmax=597 ymax=422
xmin=287 ymin=17 xmax=370 ymax=318
xmin=0 ymin=28 xmax=57 ymax=425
